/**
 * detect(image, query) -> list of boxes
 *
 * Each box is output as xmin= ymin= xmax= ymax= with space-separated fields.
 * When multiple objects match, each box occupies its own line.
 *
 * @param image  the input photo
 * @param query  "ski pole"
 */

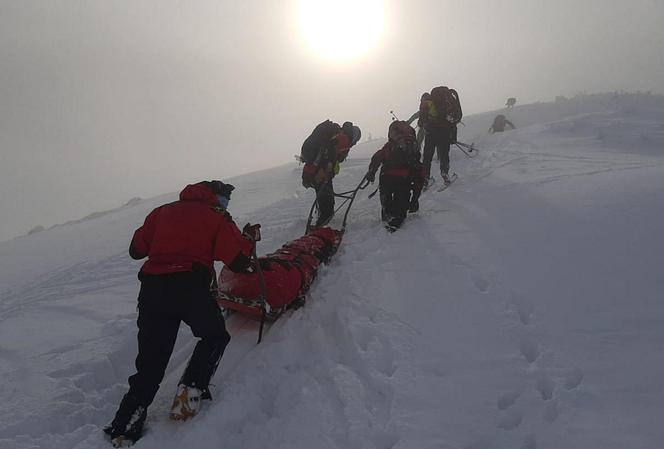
xmin=368 ymin=187 xmax=379 ymax=199
xmin=454 ymin=143 xmax=473 ymax=158
xmin=456 ymin=141 xmax=479 ymax=152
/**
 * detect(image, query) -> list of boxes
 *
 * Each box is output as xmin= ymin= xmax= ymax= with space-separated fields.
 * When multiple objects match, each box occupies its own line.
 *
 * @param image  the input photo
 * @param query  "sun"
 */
xmin=298 ymin=0 xmax=385 ymax=62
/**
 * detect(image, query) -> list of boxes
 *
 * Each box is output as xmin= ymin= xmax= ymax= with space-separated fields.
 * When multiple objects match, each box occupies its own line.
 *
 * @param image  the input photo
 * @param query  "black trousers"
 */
xmin=423 ymin=127 xmax=451 ymax=178
xmin=127 ymin=270 xmax=230 ymax=407
xmin=379 ymin=176 xmax=412 ymax=226
xmin=315 ymin=179 xmax=335 ymax=224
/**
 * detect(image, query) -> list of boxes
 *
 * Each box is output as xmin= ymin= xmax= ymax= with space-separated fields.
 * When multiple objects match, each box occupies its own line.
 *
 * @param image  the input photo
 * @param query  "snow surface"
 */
xmin=1 ymin=92 xmax=663 ymax=449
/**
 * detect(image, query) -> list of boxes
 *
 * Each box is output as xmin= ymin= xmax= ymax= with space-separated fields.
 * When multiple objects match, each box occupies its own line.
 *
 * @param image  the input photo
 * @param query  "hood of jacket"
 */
xmin=179 ymin=183 xmax=220 ymax=206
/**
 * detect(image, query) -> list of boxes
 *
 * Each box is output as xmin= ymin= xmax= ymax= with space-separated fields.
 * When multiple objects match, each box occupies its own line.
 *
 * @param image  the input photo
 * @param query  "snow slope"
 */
xmin=1 ymin=93 xmax=663 ymax=449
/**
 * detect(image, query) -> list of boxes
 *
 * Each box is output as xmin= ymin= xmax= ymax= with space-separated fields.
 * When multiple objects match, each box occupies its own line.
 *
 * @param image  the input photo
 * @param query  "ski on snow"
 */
xmin=437 ymin=173 xmax=458 ymax=192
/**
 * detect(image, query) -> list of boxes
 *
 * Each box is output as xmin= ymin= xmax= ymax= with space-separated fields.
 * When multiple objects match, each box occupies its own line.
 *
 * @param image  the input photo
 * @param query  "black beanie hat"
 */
xmin=203 ymin=180 xmax=235 ymax=198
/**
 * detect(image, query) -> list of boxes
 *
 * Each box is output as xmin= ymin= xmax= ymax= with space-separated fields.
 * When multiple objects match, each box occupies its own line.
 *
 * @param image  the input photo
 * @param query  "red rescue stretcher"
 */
xmin=216 ymin=177 xmax=369 ymax=342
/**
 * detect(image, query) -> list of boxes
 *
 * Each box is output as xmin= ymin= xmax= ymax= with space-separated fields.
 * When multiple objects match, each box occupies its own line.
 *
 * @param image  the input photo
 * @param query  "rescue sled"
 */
xmin=216 ymin=226 xmax=343 ymax=319
xmin=216 ymin=177 xmax=369 ymax=342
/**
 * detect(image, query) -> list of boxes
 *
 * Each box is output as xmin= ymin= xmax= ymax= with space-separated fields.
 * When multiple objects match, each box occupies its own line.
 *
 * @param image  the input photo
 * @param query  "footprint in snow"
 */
xmin=470 ymin=271 xmax=490 ymax=293
xmin=514 ymin=299 xmax=534 ymax=325
xmin=519 ymin=338 xmax=540 ymax=364
xmin=497 ymin=391 xmax=520 ymax=410
xmin=536 ymin=374 xmax=555 ymax=400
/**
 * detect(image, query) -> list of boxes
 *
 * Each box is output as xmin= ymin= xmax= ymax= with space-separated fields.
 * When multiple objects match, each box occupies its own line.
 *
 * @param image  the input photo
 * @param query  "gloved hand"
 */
xmin=245 ymin=259 xmax=270 ymax=273
xmin=365 ymin=170 xmax=375 ymax=183
xmin=242 ymin=223 xmax=262 ymax=242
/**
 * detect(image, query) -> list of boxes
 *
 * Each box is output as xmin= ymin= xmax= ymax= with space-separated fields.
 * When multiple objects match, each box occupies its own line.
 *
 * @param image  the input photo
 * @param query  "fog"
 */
xmin=1 ymin=0 xmax=663 ymax=242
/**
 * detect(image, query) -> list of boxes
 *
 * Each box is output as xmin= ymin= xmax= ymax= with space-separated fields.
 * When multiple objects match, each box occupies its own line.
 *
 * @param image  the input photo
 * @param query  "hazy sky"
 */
xmin=1 ymin=0 xmax=663 ymax=241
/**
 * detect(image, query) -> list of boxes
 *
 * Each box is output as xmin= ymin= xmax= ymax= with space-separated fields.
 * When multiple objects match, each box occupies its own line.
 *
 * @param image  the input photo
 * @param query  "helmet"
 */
xmin=388 ymin=121 xmax=415 ymax=142
xmin=388 ymin=121 xmax=416 ymax=150
xmin=421 ymin=92 xmax=431 ymax=101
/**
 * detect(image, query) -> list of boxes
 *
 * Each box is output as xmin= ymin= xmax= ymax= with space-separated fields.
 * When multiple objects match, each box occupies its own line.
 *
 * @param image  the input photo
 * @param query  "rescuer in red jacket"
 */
xmin=105 ymin=180 xmax=259 ymax=445
xmin=365 ymin=121 xmax=425 ymax=231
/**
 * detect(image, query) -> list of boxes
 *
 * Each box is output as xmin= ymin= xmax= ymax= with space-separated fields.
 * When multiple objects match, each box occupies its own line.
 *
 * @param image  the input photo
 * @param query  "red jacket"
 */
xmin=368 ymin=143 xmax=424 ymax=179
xmin=130 ymin=183 xmax=253 ymax=275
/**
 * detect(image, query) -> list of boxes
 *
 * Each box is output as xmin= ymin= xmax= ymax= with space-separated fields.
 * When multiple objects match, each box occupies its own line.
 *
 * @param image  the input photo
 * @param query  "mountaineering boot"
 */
xmin=423 ymin=176 xmax=434 ymax=191
xmin=441 ymin=172 xmax=451 ymax=186
xmin=169 ymin=384 xmax=203 ymax=421
xmin=386 ymin=216 xmax=404 ymax=232
xmin=104 ymin=393 xmax=147 ymax=447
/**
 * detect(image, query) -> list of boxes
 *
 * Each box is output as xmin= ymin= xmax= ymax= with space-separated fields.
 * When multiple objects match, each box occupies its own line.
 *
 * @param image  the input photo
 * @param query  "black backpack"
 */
xmin=301 ymin=120 xmax=341 ymax=163
xmin=430 ymin=86 xmax=463 ymax=124
xmin=387 ymin=121 xmax=419 ymax=168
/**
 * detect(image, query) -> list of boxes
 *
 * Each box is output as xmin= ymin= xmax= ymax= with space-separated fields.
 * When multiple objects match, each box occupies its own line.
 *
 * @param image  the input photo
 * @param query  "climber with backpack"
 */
xmin=301 ymin=120 xmax=361 ymax=227
xmin=418 ymin=86 xmax=462 ymax=187
xmin=365 ymin=121 xmax=425 ymax=231
xmin=489 ymin=114 xmax=516 ymax=133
